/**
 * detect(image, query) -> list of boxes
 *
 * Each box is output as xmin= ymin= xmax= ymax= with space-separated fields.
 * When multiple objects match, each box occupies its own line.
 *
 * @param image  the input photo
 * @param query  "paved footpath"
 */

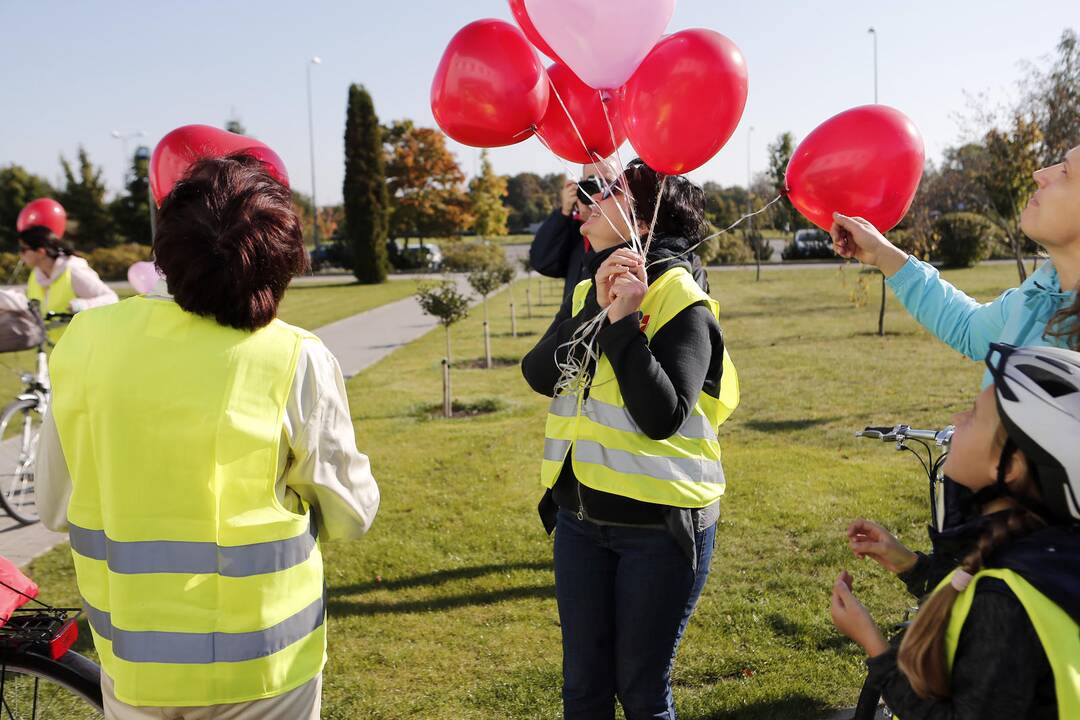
xmin=0 ymin=275 xmax=481 ymax=566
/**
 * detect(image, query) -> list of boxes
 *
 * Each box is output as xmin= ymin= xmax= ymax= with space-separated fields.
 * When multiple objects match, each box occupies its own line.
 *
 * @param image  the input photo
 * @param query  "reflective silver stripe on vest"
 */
xmin=574 ymin=439 xmax=724 ymax=485
xmin=549 ymin=394 xmax=577 ymax=418
xmin=544 ymin=438 xmax=572 ymax=462
xmin=68 ymin=520 xmax=317 ymax=578
xmin=83 ymin=596 xmax=324 ymax=665
xmin=552 ymin=393 xmax=715 ymax=442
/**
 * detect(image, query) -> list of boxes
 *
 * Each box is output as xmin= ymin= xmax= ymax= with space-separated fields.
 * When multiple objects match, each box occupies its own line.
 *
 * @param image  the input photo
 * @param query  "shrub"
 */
xmin=700 ymin=230 xmax=752 ymax=265
xmin=442 ymin=239 xmax=506 ymax=272
xmin=86 ymin=243 xmax=153 ymax=280
xmin=933 ymin=213 xmax=1001 ymax=268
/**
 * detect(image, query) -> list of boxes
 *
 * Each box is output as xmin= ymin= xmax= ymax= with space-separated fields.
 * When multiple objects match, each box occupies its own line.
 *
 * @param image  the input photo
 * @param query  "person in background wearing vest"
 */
xmin=17 ymin=225 xmax=118 ymax=313
xmin=522 ymin=159 xmax=740 ymax=719
xmin=830 ymin=344 xmax=1080 ymax=719
xmin=35 ymin=154 xmax=380 ymax=720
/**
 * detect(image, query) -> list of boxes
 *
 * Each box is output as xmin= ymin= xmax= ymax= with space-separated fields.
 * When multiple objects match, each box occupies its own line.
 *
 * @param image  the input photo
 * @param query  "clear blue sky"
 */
xmin=1 ymin=1 xmax=1076 ymax=204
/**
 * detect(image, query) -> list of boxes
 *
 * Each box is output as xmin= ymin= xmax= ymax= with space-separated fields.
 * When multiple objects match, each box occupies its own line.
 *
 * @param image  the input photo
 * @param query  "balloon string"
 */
xmin=532 ymin=126 xmax=630 ymax=247
xmin=645 ymin=192 xmax=785 ymax=271
xmin=598 ymin=98 xmax=641 ymax=253
xmin=641 ymin=175 xmax=667 ymax=262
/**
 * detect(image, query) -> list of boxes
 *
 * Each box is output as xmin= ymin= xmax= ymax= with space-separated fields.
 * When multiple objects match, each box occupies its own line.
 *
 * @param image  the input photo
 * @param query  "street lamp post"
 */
xmin=748 ymin=125 xmax=761 ymax=281
xmin=868 ymin=27 xmax=878 ymax=103
xmin=306 ymin=56 xmax=323 ymax=250
xmin=868 ymin=27 xmax=886 ymax=335
xmin=111 ymin=129 xmax=146 ymax=188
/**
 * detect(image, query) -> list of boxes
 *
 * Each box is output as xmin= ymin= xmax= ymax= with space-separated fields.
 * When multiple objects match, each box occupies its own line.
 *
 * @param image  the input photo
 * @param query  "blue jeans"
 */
xmin=553 ymin=510 xmax=716 ymax=720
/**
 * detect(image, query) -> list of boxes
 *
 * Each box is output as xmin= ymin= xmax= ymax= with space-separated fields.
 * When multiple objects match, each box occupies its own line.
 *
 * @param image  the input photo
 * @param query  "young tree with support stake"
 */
xmin=468 ymin=261 xmax=515 ymax=369
xmin=416 ymin=281 xmax=471 ymax=418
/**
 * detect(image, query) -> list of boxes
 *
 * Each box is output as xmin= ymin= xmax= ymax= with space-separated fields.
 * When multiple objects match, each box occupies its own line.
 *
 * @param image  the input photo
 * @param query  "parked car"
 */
xmin=781 ymin=228 xmax=836 ymax=261
xmin=389 ymin=240 xmax=443 ymax=272
xmin=309 ymin=240 xmax=353 ymax=272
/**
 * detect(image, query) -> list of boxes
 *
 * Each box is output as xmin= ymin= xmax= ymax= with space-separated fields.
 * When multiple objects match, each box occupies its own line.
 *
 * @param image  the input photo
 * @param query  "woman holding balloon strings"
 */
xmin=16 ymin=223 xmax=117 ymax=315
xmin=521 ymin=159 xmax=739 ymax=719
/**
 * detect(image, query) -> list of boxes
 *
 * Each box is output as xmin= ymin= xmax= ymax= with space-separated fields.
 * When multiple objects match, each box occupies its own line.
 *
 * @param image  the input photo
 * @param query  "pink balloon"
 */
xmin=127 ymin=261 xmax=160 ymax=295
xmin=523 ymin=0 xmax=675 ymax=90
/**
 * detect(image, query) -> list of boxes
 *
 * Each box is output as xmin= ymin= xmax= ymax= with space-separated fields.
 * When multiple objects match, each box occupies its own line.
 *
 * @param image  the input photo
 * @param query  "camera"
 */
xmin=576 ymin=176 xmax=603 ymax=206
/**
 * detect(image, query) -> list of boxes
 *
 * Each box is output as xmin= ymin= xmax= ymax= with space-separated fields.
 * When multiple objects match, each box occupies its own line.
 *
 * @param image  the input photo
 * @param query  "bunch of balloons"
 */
xmin=431 ymin=1 xmax=748 ymax=174
xmin=430 ymin=0 xmax=926 ymax=235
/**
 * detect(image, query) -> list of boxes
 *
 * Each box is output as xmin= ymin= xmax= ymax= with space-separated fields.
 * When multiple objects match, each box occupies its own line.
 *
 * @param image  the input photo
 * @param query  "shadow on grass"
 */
xmin=742 ymin=417 xmax=840 ymax=433
xmin=327 ymin=560 xmax=554 ymax=616
xmin=722 ymin=304 xmax=853 ymax=320
xmin=853 ymin=330 xmax=920 ymax=338
xmin=766 ymin=613 xmax=850 ymax=653
xmin=681 ymin=695 xmax=834 ymax=720
xmin=330 ymin=560 xmax=551 ymax=596
xmin=287 ymin=281 xmax=359 ymax=290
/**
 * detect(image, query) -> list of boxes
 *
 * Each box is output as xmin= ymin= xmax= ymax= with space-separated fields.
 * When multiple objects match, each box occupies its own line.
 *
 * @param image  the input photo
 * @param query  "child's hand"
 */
xmin=847 ymin=519 xmax=918 ymax=574
xmin=830 ymin=570 xmax=888 ymax=657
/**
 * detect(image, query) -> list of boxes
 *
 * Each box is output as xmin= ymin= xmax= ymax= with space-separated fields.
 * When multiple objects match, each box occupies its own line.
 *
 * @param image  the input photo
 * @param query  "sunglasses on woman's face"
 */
xmin=599 ymin=183 xmax=623 ymax=201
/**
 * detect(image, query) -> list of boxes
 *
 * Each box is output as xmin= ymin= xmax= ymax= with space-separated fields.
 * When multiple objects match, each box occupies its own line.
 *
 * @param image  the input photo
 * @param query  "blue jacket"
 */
xmin=887 ymin=257 xmax=1076 ymax=386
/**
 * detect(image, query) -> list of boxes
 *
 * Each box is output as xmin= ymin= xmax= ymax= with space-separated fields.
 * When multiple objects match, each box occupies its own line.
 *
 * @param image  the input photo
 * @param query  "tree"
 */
xmin=765 ymin=132 xmax=809 ymax=234
xmin=469 ymin=150 xmax=509 ymax=239
xmin=976 ymin=115 xmax=1043 ymax=282
xmin=702 ymin=182 xmax=746 ymax=231
xmin=383 ymin=120 xmax=472 ymax=240
xmin=505 ymin=172 xmax=553 ymax=231
xmin=1024 ymin=28 xmax=1080 ymax=165
xmin=415 ymin=281 xmax=472 ymax=418
xmin=60 ymin=147 xmax=115 ymax=250
xmin=0 ymin=165 xmax=54 ymax=250
xmin=468 ymin=260 xmax=515 ymax=368
xmin=343 ymin=84 xmax=390 ymax=283
xmin=110 ymin=148 xmax=152 ymax=245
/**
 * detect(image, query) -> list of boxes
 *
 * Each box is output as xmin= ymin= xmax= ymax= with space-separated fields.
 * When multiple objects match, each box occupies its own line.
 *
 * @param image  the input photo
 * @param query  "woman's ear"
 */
xmin=1000 ymin=450 xmax=1032 ymax=491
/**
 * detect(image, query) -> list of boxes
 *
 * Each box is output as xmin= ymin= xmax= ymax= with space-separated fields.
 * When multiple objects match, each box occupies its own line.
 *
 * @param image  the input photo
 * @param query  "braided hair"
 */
xmin=896 ymin=444 xmax=1047 ymax=699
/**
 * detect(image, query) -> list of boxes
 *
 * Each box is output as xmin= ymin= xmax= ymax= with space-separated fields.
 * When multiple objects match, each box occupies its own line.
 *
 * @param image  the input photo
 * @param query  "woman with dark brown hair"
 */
xmin=830 ymin=344 xmax=1080 ymax=719
xmin=35 ymin=153 xmax=380 ymax=719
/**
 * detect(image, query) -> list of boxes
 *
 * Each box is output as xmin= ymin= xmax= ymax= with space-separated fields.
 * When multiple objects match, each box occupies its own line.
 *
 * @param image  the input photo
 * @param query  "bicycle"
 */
xmin=0 ymin=557 xmax=103 ymax=717
xmin=847 ymin=423 xmax=956 ymax=720
xmin=0 ymin=303 xmax=73 ymax=525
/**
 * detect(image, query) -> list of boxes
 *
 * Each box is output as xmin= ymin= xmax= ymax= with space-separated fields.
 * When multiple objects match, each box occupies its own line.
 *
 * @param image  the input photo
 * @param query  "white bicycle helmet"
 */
xmin=985 ymin=343 xmax=1080 ymax=523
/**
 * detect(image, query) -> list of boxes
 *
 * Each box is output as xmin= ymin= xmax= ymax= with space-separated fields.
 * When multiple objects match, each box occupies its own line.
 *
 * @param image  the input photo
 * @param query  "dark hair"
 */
xmin=623 ymin=159 xmax=709 ymax=245
xmin=897 ymin=443 xmax=1046 ymax=699
xmin=1047 ymin=292 xmax=1080 ymax=351
xmin=153 ymin=153 xmax=308 ymax=331
xmin=17 ymin=226 xmax=72 ymax=259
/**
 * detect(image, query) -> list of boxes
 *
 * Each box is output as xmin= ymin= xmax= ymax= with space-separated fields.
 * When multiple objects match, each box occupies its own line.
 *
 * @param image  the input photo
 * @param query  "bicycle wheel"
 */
xmin=0 ymin=648 xmax=103 ymax=718
xmin=0 ymin=398 xmax=41 ymax=525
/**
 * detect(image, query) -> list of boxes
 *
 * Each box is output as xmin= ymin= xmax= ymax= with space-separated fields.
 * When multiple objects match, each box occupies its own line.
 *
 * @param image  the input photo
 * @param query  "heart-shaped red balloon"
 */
xmin=621 ymin=29 xmax=748 ymax=175
xmin=16 ymin=198 xmax=67 ymax=238
xmin=431 ymin=19 xmax=549 ymax=148
xmin=536 ymin=62 xmax=625 ymax=164
xmin=508 ymin=0 xmax=562 ymax=63
xmin=785 ymin=105 xmax=925 ymax=232
xmin=150 ymin=125 xmax=289 ymax=206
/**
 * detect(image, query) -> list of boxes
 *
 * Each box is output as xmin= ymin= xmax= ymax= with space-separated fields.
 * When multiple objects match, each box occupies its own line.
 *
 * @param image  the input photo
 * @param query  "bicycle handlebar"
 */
xmin=856 ymin=424 xmax=955 ymax=446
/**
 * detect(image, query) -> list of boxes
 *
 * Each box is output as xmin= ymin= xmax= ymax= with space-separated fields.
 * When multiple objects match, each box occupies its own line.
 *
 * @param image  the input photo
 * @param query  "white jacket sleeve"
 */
xmin=282 ymin=339 xmax=380 ymax=540
xmin=68 ymin=258 xmax=118 ymax=311
xmin=33 ymin=409 xmax=72 ymax=532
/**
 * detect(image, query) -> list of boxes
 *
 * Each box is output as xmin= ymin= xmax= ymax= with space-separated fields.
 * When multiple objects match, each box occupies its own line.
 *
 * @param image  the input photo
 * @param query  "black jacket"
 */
xmin=521 ymin=235 xmax=725 ymax=562
xmin=865 ymin=522 xmax=1080 ymax=719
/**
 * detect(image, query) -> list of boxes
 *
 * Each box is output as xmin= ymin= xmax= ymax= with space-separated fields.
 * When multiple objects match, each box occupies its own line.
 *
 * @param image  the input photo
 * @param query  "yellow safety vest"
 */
xmin=540 ymin=266 xmax=740 ymax=508
xmin=50 ymin=297 xmax=326 ymax=707
xmin=27 ymin=265 xmax=76 ymax=315
xmin=898 ymin=568 xmax=1080 ymax=719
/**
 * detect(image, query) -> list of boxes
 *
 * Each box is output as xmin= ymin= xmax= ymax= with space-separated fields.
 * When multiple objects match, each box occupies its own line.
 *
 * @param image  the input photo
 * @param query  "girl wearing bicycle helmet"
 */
xmin=16 ymin=226 xmax=117 ymax=313
xmin=831 ymin=343 xmax=1080 ymax=719
xmin=829 ymin=145 xmax=1080 ymax=383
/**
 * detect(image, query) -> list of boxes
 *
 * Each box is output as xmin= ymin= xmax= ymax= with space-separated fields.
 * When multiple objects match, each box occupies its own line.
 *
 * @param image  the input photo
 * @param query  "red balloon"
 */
xmin=785 ymin=105 xmax=925 ymax=232
xmin=536 ymin=62 xmax=626 ymax=164
xmin=16 ymin=198 xmax=67 ymax=238
xmin=150 ymin=124 xmax=289 ymax=206
xmin=621 ymin=29 xmax=748 ymax=175
xmin=431 ymin=19 xmax=549 ymax=148
xmin=508 ymin=0 xmax=562 ymax=63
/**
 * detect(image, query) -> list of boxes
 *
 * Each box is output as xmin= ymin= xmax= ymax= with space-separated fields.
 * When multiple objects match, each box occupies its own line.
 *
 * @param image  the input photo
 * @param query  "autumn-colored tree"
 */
xmin=383 ymin=120 xmax=472 ymax=240
xmin=468 ymin=150 xmax=509 ymax=239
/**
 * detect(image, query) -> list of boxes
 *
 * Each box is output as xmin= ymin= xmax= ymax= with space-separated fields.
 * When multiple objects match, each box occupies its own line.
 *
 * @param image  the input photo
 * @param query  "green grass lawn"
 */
xmin=26 ymin=265 xmax=1022 ymax=719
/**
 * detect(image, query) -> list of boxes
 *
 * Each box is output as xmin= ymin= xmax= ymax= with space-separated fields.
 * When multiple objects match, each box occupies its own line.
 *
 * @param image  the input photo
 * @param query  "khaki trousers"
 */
xmin=101 ymin=672 xmax=322 ymax=720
